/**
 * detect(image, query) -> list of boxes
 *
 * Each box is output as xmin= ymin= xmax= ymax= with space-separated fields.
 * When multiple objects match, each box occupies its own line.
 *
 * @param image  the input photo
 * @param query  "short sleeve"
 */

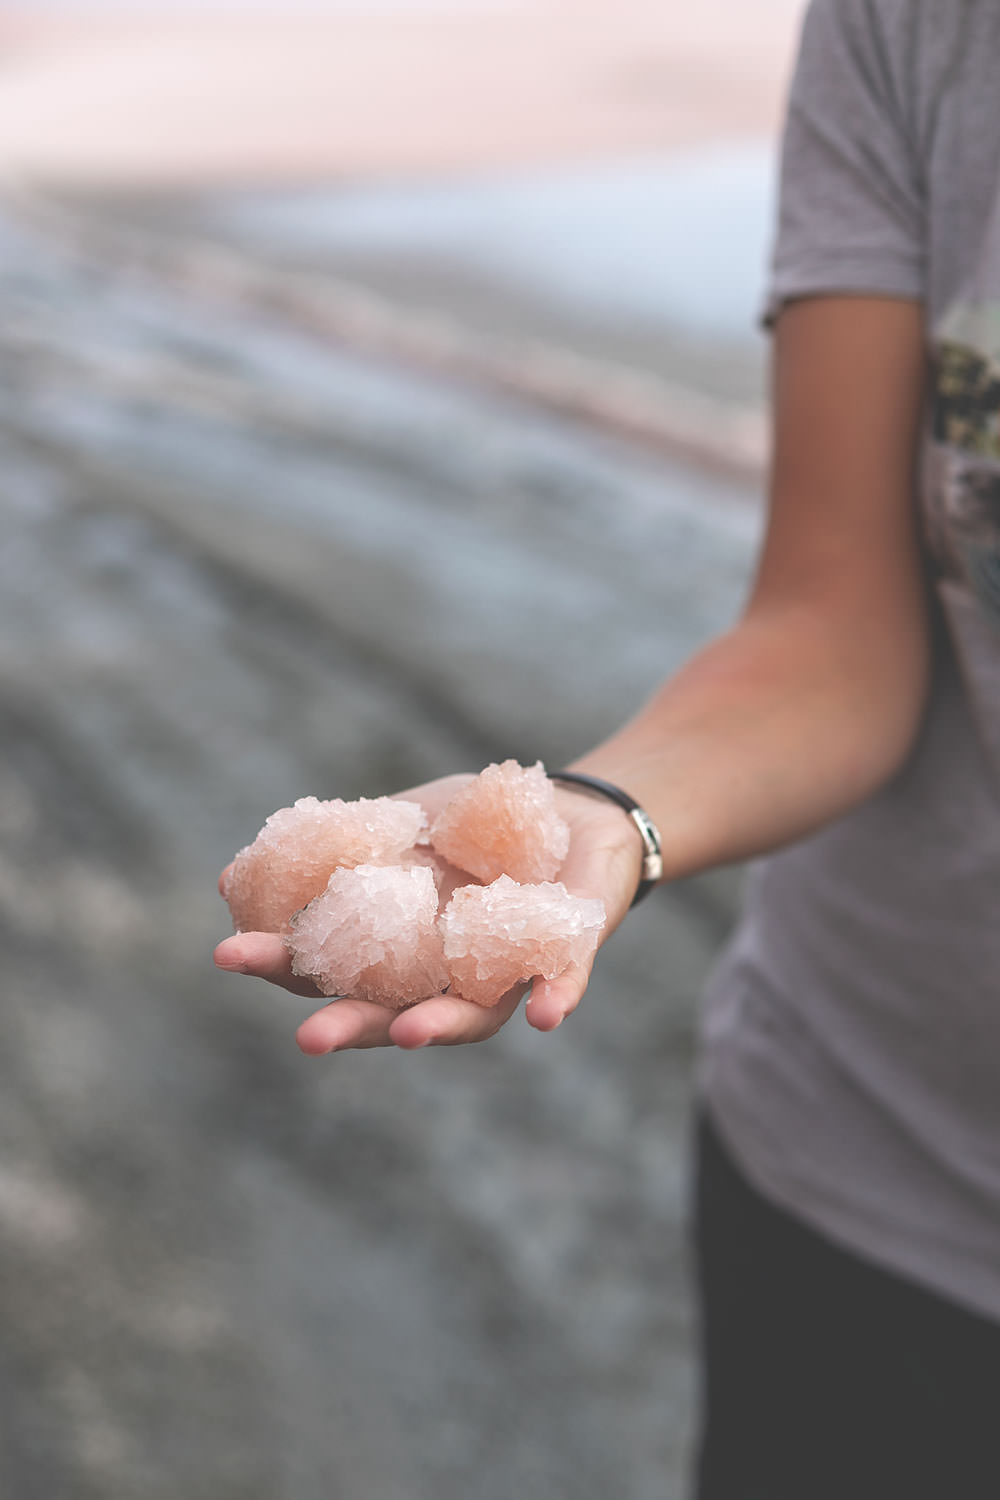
xmin=763 ymin=0 xmax=926 ymax=327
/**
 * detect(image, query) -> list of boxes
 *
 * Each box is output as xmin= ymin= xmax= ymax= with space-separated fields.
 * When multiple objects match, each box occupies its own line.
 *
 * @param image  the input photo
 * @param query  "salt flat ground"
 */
xmin=0 ymin=3 xmax=793 ymax=1495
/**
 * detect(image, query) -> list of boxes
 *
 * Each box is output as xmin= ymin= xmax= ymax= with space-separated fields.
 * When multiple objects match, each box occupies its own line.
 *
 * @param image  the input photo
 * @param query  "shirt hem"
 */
xmin=701 ymin=1083 xmax=1000 ymax=1328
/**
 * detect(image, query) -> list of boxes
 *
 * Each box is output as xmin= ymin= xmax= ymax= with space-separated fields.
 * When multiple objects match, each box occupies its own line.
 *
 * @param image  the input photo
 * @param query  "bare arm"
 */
xmin=572 ymin=295 xmax=929 ymax=880
xmin=216 ymin=295 xmax=929 ymax=1047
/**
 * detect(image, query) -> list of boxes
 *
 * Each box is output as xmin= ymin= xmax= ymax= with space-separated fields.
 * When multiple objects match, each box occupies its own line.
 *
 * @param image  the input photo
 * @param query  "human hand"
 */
xmin=213 ymin=773 xmax=645 ymax=1052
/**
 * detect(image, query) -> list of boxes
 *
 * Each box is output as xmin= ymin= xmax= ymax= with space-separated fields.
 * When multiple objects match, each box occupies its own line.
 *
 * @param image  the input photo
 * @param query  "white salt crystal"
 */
xmin=441 ymin=875 xmax=605 ymax=1007
xmin=287 ymin=863 xmax=448 ymax=1007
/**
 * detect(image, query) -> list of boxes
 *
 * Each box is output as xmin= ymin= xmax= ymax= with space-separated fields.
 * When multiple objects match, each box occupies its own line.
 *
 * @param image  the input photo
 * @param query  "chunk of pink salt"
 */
xmin=224 ymin=796 xmax=426 ymax=933
xmin=440 ymin=875 xmax=605 ymax=1007
xmin=287 ymin=863 xmax=448 ymax=1006
xmin=429 ymin=760 xmax=570 ymax=884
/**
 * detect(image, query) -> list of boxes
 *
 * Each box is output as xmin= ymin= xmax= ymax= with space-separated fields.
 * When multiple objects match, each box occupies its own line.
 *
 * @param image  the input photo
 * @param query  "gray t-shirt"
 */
xmin=701 ymin=0 xmax=1000 ymax=1320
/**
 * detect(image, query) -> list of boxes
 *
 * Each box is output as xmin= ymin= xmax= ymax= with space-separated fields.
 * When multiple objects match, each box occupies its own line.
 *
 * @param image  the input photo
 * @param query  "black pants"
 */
xmin=693 ymin=1110 xmax=1000 ymax=1500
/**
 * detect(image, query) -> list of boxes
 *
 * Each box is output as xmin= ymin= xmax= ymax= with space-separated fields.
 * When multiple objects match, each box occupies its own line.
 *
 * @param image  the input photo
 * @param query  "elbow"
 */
xmin=860 ymin=630 xmax=933 ymax=789
xmin=824 ymin=598 xmax=934 ymax=804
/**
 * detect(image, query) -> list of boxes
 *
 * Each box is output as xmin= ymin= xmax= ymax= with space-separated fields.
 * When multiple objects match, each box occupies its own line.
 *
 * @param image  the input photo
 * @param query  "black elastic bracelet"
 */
xmin=548 ymin=770 xmax=664 ymax=907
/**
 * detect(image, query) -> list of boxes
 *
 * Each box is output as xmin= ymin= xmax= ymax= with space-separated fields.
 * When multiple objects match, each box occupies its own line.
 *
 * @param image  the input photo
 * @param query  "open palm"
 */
xmin=214 ymin=774 xmax=643 ymax=1052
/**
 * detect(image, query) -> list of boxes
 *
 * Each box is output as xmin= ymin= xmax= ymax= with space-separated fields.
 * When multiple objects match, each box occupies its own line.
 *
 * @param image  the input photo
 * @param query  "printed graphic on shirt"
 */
xmin=927 ymin=301 xmax=1000 ymax=625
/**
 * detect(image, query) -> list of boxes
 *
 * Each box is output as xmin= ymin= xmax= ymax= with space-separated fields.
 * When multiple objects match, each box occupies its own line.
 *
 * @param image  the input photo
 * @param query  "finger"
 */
xmin=388 ymin=987 xmax=524 ymax=1049
xmin=296 ymin=997 xmax=396 ymax=1054
xmin=218 ymin=862 xmax=234 ymax=897
xmin=213 ymin=932 xmax=322 ymax=999
xmin=525 ymin=962 xmax=591 ymax=1032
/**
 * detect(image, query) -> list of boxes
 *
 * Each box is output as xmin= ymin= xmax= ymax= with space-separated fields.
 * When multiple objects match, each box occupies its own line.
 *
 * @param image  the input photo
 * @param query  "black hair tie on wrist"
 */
xmin=548 ymin=770 xmax=663 ymax=907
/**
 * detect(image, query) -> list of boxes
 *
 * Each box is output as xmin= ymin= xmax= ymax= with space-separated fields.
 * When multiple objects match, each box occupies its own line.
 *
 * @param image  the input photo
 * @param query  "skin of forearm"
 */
xmin=568 ymin=598 xmax=931 ymax=883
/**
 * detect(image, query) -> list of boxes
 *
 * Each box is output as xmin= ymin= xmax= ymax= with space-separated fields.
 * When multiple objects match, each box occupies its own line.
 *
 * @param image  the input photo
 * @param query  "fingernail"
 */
xmin=402 ymin=1033 xmax=434 ymax=1050
xmin=213 ymin=945 xmax=245 ymax=972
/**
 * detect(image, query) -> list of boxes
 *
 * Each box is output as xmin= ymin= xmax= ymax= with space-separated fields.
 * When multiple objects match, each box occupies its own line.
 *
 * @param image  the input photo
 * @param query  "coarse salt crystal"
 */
xmin=224 ymin=795 xmax=427 ymax=933
xmin=440 ymin=874 xmax=605 ymax=1007
xmin=429 ymin=760 xmax=570 ymax=884
xmin=287 ymin=863 xmax=449 ymax=1006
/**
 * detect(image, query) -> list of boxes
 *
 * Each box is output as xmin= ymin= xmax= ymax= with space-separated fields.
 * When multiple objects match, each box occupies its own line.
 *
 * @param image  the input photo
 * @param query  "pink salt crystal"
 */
xmin=429 ymin=760 xmax=570 ymax=884
xmin=287 ymin=863 xmax=448 ymax=1006
xmin=224 ymin=795 xmax=426 ymax=933
xmin=441 ymin=875 xmax=605 ymax=1007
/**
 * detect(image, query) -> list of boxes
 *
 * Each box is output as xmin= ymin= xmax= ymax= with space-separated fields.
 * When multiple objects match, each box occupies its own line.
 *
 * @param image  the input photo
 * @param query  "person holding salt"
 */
xmin=216 ymin=1 xmax=1000 ymax=1494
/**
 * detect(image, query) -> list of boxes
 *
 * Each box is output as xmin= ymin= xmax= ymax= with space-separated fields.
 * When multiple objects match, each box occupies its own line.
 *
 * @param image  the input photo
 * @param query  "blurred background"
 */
xmin=0 ymin=2 xmax=801 ymax=1496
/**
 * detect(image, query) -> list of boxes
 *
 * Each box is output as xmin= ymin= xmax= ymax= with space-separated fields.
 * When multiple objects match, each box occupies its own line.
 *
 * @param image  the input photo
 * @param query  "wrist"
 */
xmin=548 ymin=770 xmax=663 ymax=906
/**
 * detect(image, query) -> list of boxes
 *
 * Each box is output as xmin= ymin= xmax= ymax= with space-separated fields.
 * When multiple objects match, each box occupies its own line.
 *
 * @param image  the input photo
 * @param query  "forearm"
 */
xmin=569 ymin=596 xmax=931 ymax=883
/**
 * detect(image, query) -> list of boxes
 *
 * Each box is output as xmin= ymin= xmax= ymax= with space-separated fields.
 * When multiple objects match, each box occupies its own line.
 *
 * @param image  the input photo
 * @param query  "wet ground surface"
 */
xmin=0 ymin=194 xmax=760 ymax=1498
xmin=52 ymin=144 xmax=774 ymax=407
